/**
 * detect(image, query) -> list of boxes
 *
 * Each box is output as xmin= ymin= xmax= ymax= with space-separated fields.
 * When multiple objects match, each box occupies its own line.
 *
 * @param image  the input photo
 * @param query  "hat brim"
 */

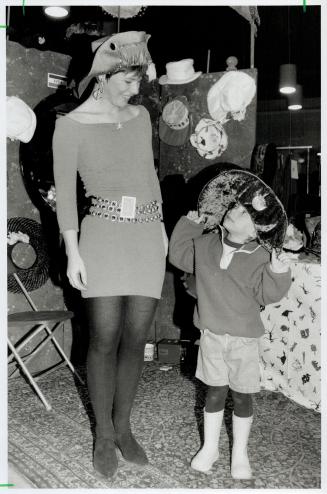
xmin=158 ymin=71 xmax=202 ymax=85
xmin=198 ymin=169 xmax=288 ymax=252
xmin=159 ymin=116 xmax=191 ymax=146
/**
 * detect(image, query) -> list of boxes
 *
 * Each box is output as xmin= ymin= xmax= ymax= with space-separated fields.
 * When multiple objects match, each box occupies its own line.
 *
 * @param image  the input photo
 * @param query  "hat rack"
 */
xmin=276 ymin=145 xmax=312 ymax=195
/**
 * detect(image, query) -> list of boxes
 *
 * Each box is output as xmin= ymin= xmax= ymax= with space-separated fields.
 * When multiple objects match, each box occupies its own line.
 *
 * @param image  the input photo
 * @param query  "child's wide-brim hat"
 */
xmin=159 ymin=58 xmax=202 ymax=85
xmin=78 ymin=31 xmax=153 ymax=97
xmin=207 ymin=71 xmax=256 ymax=122
xmin=6 ymin=96 xmax=37 ymax=143
xmin=159 ymin=96 xmax=191 ymax=146
xmin=198 ymin=169 xmax=288 ymax=252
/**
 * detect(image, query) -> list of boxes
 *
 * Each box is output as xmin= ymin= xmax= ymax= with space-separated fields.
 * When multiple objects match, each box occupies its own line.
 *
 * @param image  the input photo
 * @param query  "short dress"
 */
xmin=53 ymin=105 xmax=166 ymax=299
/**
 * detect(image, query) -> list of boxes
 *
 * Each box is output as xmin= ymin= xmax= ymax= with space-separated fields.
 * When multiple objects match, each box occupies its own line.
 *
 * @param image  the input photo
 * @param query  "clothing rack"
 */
xmin=276 ymin=145 xmax=312 ymax=194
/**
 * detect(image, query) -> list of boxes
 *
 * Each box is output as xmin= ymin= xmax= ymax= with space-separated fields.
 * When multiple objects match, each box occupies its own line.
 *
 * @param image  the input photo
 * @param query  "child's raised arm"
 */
xmin=169 ymin=211 xmax=205 ymax=273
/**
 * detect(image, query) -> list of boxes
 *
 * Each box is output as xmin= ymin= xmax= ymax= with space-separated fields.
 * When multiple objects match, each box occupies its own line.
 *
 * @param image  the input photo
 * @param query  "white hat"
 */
xmin=207 ymin=71 xmax=256 ymax=123
xmin=159 ymin=58 xmax=202 ymax=85
xmin=190 ymin=118 xmax=228 ymax=160
xmin=6 ymin=96 xmax=37 ymax=143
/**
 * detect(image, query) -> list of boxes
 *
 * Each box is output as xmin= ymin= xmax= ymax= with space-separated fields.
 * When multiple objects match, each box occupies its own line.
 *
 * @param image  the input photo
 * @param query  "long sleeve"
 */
xmin=53 ymin=117 xmax=80 ymax=233
xmin=169 ymin=216 xmax=204 ymax=273
xmin=252 ymin=263 xmax=292 ymax=306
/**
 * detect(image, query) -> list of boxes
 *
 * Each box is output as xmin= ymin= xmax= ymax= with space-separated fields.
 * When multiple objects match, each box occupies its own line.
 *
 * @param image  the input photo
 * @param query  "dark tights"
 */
xmin=85 ymin=295 xmax=158 ymax=439
xmin=205 ymin=385 xmax=253 ymax=417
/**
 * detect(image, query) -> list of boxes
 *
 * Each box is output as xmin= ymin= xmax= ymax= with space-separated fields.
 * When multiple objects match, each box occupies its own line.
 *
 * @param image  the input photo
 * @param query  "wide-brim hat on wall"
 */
xmin=190 ymin=118 xmax=228 ymax=159
xmin=6 ymin=96 xmax=37 ymax=143
xmin=158 ymin=58 xmax=202 ymax=85
xmin=78 ymin=31 xmax=155 ymax=97
xmin=159 ymin=96 xmax=191 ymax=146
xmin=198 ymin=169 xmax=288 ymax=252
xmin=207 ymin=71 xmax=256 ymax=123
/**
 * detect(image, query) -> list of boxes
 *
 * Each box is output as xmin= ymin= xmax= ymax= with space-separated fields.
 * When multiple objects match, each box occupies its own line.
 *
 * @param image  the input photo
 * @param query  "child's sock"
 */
xmin=191 ymin=409 xmax=224 ymax=473
xmin=231 ymin=413 xmax=253 ymax=479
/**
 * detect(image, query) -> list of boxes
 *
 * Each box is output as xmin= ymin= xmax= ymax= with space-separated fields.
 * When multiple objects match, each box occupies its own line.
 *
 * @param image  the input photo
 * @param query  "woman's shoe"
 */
xmin=115 ymin=431 xmax=148 ymax=465
xmin=93 ymin=438 xmax=118 ymax=478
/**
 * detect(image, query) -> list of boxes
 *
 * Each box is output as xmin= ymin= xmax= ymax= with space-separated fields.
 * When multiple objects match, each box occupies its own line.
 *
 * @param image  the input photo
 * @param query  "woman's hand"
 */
xmin=186 ymin=211 xmax=205 ymax=224
xmin=67 ymin=252 xmax=87 ymax=291
xmin=161 ymin=222 xmax=168 ymax=257
xmin=270 ymin=248 xmax=299 ymax=274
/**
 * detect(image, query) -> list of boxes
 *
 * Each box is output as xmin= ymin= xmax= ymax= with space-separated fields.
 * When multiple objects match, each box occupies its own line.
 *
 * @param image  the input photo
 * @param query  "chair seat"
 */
xmin=8 ymin=310 xmax=74 ymax=326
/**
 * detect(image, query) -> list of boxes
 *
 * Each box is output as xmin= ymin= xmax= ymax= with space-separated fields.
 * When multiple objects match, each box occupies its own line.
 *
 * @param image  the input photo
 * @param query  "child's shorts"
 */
xmin=196 ymin=329 xmax=261 ymax=393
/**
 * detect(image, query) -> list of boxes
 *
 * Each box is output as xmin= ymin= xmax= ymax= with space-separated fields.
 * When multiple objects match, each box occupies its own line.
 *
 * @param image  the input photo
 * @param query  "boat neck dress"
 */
xmin=53 ymin=105 xmax=165 ymax=299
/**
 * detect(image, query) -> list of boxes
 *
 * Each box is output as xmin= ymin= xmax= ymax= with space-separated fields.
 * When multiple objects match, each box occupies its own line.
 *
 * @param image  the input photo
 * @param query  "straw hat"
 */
xmin=78 ymin=31 xmax=155 ymax=97
xmin=190 ymin=118 xmax=228 ymax=159
xmin=159 ymin=96 xmax=191 ymax=146
xmin=198 ymin=169 xmax=288 ymax=252
xmin=6 ymin=96 xmax=36 ymax=143
xmin=159 ymin=59 xmax=202 ymax=85
xmin=207 ymin=71 xmax=256 ymax=122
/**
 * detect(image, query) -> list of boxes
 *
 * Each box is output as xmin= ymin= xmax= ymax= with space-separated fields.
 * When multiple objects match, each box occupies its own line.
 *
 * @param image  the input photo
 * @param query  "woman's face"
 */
xmin=104 ymin=71 xmax=141 ymax=108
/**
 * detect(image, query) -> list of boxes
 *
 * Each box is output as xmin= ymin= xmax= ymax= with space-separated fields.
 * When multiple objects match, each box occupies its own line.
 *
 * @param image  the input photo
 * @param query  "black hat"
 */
xmin=198 ymin=169 xmax=288 ymax=252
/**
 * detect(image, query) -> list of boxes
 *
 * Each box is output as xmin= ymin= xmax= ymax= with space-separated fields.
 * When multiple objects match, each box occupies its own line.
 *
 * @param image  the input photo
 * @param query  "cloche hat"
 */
xmin=207 ymin=71 xmax=256 ymax=123
xmin=159 ymin=96 xmax=191 ymax=146
xmin=6 ymin=96 xmax=37 ymax=143
xmin=78 ymin=30 xmax=155 ymax=97
xmin=198 ymin=169 xmax=288 ymax=252
xmin=159 ymin=59 xmax=202 ymax=85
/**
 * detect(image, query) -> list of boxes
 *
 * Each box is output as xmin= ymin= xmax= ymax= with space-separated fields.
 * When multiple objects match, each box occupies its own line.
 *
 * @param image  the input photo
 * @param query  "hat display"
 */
xmin=159 ymin=96 xmax=191 ymax=146
xmin=78 ymin=31 xmax=155 ymax=96
xmin=6 ymin=96 xmax=37 ymax=143
xmin=198 ymin=169 xmax=288 ymax=252
xmin=207 ymin=71 xmax=256 ymax=123
xmin=190 ymin=118 xmax=228 ymax=159
xmin=158 ymin=59 xmax=202 ymax=85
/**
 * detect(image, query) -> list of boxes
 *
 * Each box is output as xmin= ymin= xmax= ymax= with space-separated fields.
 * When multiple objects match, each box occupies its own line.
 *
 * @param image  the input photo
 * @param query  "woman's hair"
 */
xmin=105 ymin=65 xmax=148 ymax=80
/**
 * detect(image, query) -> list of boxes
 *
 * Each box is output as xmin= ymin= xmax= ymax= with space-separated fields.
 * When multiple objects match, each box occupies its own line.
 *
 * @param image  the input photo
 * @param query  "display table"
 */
xmin=259 ymin=254 xmax=321 ymax=412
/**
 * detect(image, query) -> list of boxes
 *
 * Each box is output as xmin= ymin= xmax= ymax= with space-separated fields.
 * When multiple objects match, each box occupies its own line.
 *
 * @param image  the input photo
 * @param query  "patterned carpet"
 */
xmin=8 ymin=361 xmax=320 ymax=489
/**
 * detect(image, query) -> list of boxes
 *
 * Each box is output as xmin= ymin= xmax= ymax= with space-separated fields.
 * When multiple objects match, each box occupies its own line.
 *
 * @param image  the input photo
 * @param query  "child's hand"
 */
xmin=186 ymin=211 xmax=205 ymax=224
xmin=270 ymin=248 xmax=299 ymax=273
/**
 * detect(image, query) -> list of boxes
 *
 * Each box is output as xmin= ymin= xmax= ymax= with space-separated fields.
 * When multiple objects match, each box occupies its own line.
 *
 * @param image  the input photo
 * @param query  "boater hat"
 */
xmin=78 ymin=31 xmax=155 ymax=97
xmin=159 ymin=59 xmax=202 ymax=85
xmin=198 ymin=169 xmax=288 ymax=252
xmin=159 ymin=96 xmax=191 ymax=146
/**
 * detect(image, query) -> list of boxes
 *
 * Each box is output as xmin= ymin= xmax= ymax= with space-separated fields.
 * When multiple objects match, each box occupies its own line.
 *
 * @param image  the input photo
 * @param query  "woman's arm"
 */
xmin=62 ymin=230 xmax=87 ymax=291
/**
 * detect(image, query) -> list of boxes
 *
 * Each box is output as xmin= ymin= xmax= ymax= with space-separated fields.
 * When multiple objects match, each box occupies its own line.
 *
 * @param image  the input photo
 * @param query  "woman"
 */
xmin=53 ymin=31 xmax=167 ymax=478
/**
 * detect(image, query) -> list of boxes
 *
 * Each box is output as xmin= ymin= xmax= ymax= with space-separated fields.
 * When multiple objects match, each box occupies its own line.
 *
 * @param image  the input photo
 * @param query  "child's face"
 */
xmin=223 ymin=203 xmax=256 ymax=242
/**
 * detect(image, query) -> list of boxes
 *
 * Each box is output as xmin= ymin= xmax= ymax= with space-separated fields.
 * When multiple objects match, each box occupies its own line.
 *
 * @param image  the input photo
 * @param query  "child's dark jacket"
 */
xmin=169 ymin=216 xmax=292 ymax=338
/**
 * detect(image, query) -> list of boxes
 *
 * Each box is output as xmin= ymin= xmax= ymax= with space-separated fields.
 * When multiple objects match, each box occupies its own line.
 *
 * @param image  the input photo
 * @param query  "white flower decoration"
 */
xmin=146 ymin=62 xmax=157 ymax=82
xmin=7 ymin=231 xmax=30 ymax=245
xmin=252 ymin=193 xmax=267 ymax=211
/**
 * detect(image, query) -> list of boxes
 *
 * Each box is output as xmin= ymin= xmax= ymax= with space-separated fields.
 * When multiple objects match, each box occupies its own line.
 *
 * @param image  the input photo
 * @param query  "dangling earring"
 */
xmin=92 ymin=76 xmax=104 ymax=100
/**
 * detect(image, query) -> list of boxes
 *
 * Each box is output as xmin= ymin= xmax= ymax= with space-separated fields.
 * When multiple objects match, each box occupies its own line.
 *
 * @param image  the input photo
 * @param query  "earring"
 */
xmin=92 ymin=78 xmax=104 ymax=100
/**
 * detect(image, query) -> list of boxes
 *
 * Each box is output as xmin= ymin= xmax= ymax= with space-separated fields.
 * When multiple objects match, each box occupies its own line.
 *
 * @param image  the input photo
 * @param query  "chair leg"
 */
xmin=7 ymin=338 xmax=52 ymax=411
xmin=43 ymin=324 xmax=85 ymax=384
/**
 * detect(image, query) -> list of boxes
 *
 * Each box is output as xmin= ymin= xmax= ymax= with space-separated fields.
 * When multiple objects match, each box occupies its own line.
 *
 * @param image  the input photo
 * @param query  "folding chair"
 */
xmin=8 ymin=272 xmax=84 ymax=411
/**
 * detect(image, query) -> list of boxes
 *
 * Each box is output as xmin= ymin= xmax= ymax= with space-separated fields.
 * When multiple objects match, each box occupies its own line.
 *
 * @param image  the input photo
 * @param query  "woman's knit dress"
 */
xmin=53 ymin=105 xmax=165 ymax=299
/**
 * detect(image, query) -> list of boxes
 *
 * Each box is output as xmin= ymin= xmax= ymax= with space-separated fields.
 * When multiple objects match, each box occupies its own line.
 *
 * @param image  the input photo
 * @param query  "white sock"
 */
xmin=231 ymin=413 xmax=253 ymax=480
xmin=191 ymin=409 xmax=224 ymax=473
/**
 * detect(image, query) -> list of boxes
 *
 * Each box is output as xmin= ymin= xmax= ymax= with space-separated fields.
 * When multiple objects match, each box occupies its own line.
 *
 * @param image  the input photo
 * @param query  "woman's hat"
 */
xmin=159 ymin=96 xmax=191 ymax=146
xmin=190 ymin=118 xmax=228 ymax=159
xmin=78 ymin=31 xmax=155 ymax=96
xmin=198 ymin=169 xmax=288 ymax=252
xmin=207 ymin=71 xmax=256 ymax=123
xmin=158 ymin=59 xmax=202 ymax=85
xmin=6 ymin=96 xmax=37 ymax=143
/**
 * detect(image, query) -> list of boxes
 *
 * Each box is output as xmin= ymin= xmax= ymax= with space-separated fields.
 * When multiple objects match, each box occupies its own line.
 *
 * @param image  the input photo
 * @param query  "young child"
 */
xmin=169 ymin=169 xmax=294 ymax=479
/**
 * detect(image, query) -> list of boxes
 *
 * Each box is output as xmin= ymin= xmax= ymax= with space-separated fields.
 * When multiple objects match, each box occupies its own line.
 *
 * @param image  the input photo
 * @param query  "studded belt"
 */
xmin=87 ymin=196 xmax=162 ymax=223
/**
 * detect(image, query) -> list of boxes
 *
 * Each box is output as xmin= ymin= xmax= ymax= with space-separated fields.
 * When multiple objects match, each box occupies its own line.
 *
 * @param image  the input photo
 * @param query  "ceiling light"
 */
xmin=43 ymin=6 xmax=70 ymax=18
xmin=288 ymin=84 xmax=303 ymax=110
xmin=279 ymin=64 xmax=297 ymax=94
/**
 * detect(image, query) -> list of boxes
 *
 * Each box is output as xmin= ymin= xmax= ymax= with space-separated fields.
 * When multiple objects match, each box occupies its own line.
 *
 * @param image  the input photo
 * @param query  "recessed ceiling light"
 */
xmin=43 ymin=6 xmax=70 ymax=18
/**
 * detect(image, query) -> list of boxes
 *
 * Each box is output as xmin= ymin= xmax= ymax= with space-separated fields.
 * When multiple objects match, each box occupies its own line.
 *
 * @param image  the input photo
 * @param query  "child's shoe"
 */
xmin=231 ymin=413 xmax=253 ymax=479
xmin=191 ymin=409 xmax=224 ymax=473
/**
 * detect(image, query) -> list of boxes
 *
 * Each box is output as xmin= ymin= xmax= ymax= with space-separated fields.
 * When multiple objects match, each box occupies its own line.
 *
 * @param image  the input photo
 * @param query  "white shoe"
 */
xmin=191 ymin=410 xmax=224 ymax=473
xmin=231 ymin=413 xmax=253 ymax=480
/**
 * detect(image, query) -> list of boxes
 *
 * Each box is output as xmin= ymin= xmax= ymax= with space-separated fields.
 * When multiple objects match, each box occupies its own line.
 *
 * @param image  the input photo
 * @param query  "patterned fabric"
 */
xmin=260 ymin=258 xmax=321 ymax=412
